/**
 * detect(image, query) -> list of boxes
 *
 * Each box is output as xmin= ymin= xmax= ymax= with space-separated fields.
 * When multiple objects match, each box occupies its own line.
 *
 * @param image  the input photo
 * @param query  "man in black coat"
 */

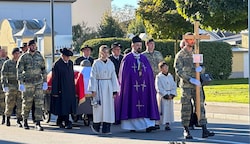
xmin=51 ymin=48 xmax=76 ymax=129
xmin=109 ymin=42 xmax=123 ymax=77
xmin=74 ymin=45 xmax=94 ymax=65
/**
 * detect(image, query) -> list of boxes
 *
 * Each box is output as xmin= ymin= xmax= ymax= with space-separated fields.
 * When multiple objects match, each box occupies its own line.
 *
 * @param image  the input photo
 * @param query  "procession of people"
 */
xmin=0 ymin=34 xmax=214 ymax=139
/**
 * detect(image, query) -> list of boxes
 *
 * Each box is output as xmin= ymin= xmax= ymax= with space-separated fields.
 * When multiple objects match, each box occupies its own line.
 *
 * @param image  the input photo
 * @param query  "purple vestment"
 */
xmin=115 ymin=52 xmax=160 ymax=123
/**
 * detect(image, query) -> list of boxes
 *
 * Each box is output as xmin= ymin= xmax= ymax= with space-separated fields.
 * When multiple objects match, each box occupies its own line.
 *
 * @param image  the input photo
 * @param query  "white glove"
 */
xmin=189 ymin=78 xmax=201 ymax=86
xmin=195 ymin=66 xmax=202 ymax=72
xmin=19 ymin=84 xmax=25 ymax=92
xmin=3 ymin=87 xmax=9 ymax=92
xmin=42 ymin=82 xmax=48 ymax=90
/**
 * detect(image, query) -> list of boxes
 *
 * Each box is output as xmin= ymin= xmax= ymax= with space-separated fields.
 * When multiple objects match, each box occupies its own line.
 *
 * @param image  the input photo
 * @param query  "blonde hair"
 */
xmin=98 ymin=45 xmax=109 ymax=58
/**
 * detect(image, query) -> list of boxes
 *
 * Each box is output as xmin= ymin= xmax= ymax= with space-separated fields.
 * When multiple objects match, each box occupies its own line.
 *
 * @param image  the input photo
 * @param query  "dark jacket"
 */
xmin=50 ymin=58 xmax=76 ymax=115
xmin=109 ymin=54 xmax=123 ymax=76
xmin=74 ymin=56 xmax=94 ymax=65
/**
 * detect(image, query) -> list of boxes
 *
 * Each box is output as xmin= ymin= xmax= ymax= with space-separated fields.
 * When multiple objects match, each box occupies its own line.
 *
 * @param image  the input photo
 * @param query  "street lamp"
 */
xmin=51 ymin=0 xmax=55 ymax=62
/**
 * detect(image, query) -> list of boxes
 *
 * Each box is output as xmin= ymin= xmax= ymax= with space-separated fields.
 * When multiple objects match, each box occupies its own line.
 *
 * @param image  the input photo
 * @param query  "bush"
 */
xmin=83 ymin=38 xmax=232 ymax=79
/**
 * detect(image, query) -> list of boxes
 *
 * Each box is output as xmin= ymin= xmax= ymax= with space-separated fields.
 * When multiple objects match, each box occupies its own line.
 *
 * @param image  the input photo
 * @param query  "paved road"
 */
xmin=0 ymin=112 xmax=249 ymax=144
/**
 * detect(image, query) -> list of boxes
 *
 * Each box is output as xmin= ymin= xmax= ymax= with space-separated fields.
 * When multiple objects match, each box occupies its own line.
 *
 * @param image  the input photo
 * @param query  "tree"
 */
xmin=127 ymin=17 xmax=146 ymax=35
xmin=72 ymin=21 xmax=97 ymax=52
xmin=137 ymin=0 xmax=193 ymax=39
xmin=174 ymin=0 xmax=247 ymax=32
xmin=137 ymin=0 xmax=193 ymax=54
xmin=97 ymin=13 xmax=125 ymax=38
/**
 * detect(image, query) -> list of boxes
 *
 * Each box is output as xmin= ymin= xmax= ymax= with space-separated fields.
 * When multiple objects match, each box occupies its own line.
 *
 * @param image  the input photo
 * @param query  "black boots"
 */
xmin=6 ymin=116 xmax=10 ymax=126
xmin=17 ymin=118 xmax=22 ymax=128
xmin=184 ymin=126 xmax=193 ymax=139
xmin=23 ymin=119 xmax=30 ymax=129
xmin=202 ymin=125 xmax=215 ymax=138
xmin=35 ymin=121 xmax=44 ymax=131
xmin=1 ymin=115 xmax=5 ymax=124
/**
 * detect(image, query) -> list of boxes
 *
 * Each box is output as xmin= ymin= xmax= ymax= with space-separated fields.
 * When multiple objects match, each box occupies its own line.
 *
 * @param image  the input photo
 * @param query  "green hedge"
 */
xmin=83 ymin=38 xmax=232 ymax=80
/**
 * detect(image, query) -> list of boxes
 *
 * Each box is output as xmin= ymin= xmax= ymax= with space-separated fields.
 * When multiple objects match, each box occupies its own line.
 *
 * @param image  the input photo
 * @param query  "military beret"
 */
xmin=28 ymin=40 xmax=36 ymax=46
xmin=132 ymin=35 xmax=142 ymax=43
xmin=20 ymin=43 xmax=27 ymax=49
xmin=80 ymin=45 xmax=93 ymax=51
xmin=60 ymin=48 xmax=73 ymax=56
xmin=12 ymin=47 xmax=20 ymax=54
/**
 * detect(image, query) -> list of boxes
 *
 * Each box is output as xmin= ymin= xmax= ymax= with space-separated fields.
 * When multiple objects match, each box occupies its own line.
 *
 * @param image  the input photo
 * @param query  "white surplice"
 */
xmin=155 ymin=72 xmax=177 ymax=124
xmin=88 ymin=59 xmax=119 ymax=123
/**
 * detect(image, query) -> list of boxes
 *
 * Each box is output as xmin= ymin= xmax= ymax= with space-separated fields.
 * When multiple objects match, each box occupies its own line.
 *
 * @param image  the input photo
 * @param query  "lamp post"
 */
xmin=51 ymin=0 xmax=55 ymax=62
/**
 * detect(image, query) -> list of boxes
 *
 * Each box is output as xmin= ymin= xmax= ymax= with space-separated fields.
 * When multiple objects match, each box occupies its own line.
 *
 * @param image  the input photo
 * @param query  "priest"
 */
xmin=115 ymin=35 xmax=160 ymax=132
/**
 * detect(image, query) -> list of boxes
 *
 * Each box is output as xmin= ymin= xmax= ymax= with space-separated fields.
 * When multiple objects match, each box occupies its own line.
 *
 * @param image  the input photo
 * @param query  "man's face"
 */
xmin=29 ymin=44 xmax=37 ymax=52
xmin=62 ymin=55 xmax=70 ymax=61
xmin=112 ymin=46 xmax=121 ymax=56
xmin=13 ymin=51 xmax=20 ymax=60
xmin=132 ymin=42 xmax=142 ymax=53
xmin=21 ymin=46 xmax=28 ymax=53
xmin=146 ymin=41 xmax=155 ymax=52
xmin=186 ymin=39 xmax=195 ymax=47
xmin=82 ymin=48 xmax=91 ymax=57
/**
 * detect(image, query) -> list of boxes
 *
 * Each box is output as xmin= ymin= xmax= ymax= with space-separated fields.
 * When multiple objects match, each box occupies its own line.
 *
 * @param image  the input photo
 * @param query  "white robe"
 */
xmin=155 ymin=72 xmax=177 ymax=124
xmin=88 ymin=59 xmax=120 ymax=123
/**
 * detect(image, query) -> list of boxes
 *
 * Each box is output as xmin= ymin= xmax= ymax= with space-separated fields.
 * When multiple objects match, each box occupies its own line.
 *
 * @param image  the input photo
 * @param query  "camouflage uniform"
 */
xmin=142 ymin=50 xmax=163 ymax=77
xmin=17 ymin=51 xmax=46 ymax=122
xmin=174 ymin=48 xmax=207 ymax=127
xmin=0 ymin=58 xmax=8 ymax=116
xmin=1 ymin=59 xmax=22 ymax=119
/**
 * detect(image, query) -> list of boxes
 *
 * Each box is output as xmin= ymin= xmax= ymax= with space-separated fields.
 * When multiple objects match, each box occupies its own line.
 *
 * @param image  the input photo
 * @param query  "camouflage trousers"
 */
xmin=0 ymin=90 xmax=5 ymax=115
xmin=22 ymin=83 xmax=44 ymax=121
xmin=5 ymin=89 xmax=22 ymax=119
xmin=181 ymin=88 xmax=207 ymax=127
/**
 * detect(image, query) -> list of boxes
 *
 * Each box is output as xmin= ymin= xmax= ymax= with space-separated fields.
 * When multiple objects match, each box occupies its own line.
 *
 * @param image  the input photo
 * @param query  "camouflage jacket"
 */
xmin=1 ymin=59 xmax=18 ymax=88
xmin=142 ymin=50 xmax=163 ymax=77
xmin=0 ymin=58 xmax=8 ymax=83
xmin=174 ymin=48 xmax=196 ymax=88
xmin=17 ymin=51 xmax=47 ymax=85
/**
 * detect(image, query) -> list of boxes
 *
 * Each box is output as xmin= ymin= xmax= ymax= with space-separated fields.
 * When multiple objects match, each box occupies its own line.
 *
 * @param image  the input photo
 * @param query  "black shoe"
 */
xmin=202 ymin=130 xmax=215 ymax=138
xmin=6 ymin=116 xmax=10 ymax=126
xmin=184 ymin=126 xmax=193 ymax=139
xmin=23 ymin=119 xmax=30 ymax=130
xmin=155 ymin=125 xmax=160 ymax=130
xmin=146 ymin=127 xmax=153 ymax=133
xmin=1 ymin=115 xmax=5 ymax=125
xmin=65 ymin=123 xmax=72 ymax=129
xmin=90 ymin=125 xmax=100 ymax=134
xmin=58 ymin=123 xmax=65 ymax=128
xmin=35 ymin=121 xmax=44 ymax=131
xmin=16 ymin=118 xmax=22 ymax=128
xmin=189 ymin=125 xmax=195 ymax=130
xmin=130 ymin=130 xmax=136 ymax=132
xmin=165 ymin=125 xmax=171 ymax=131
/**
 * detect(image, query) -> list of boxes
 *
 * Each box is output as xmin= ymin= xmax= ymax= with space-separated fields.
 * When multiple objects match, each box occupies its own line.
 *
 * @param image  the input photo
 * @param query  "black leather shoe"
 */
xmin=35 ymin=121 xmax=44 ymax=131
xmin=155 ymin=125 xmax=160 ymax=130
xmin=65 ymin=122 xmax=72 ymax=129
xmin=130 ymin=130 xmax=136 ymax=132
xmin=16 ymin=118 xmax=22 ymax=128
xmin=202 ymin=130 xmax=215 ymax=138
xmin=146 ymin=127 xmax=153 ymax=133
xmin=165 ymin=125 xmax=171 ymax=131
xmin=184 ymin=127 xmax=193 ymax=139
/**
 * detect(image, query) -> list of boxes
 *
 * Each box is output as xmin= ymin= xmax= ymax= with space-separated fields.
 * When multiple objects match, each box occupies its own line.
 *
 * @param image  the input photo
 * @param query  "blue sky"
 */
xmin=112 ymin=0 xmax=138 ymax=8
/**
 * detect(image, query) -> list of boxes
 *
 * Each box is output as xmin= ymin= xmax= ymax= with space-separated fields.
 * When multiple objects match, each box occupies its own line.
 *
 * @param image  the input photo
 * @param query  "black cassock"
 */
xmin=50 ymin=58 xmax=77 ymax=115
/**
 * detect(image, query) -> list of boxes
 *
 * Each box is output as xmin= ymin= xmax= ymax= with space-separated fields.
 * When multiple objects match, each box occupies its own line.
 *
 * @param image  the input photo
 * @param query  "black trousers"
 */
xmin=57 ymin=115 xmax=70 ymax=125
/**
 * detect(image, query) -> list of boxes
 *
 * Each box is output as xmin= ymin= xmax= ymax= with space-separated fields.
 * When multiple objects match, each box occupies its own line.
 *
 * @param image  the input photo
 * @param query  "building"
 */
xmin=72 ymin=0 xmax=111 ymax=28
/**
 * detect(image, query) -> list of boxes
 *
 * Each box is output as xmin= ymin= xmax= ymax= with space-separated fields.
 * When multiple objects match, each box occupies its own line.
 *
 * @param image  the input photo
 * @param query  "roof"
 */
xmin=0 ymin=0 xmax=76 ymax=2
xmin=35 ymin=19 xmax=52 ymax=35
xmin=7 ymin=19 xmax=43 ymax=34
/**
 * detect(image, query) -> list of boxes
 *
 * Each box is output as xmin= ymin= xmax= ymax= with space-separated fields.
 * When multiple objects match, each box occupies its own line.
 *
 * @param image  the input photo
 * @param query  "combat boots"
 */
xmin=1 ymin=115 xmax=5 ymax=124
xmin=35 ymin=121 xmax=44 ymax=131
xmin=6 ymin=116 xmax=10 ymax=126
xmin=202 ymin=125 xmax=215 ymax=138
xmin=16 ymin=118 xmax=22 ymax=128
xmin=183 ymin=126 xmax=193 ymax=139
xmin=23 ymin=119 xmax=30 ymax=129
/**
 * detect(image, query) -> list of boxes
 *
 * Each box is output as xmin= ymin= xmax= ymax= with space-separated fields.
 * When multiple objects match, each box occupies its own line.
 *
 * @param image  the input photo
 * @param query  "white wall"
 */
xmin=244 ymin=52 xmax=249 ymax=78
xmin=0 ymin=2 xmax=72 ymax=35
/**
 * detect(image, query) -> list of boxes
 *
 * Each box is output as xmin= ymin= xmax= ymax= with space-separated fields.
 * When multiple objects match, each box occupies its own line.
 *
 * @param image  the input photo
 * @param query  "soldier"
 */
xmin=174 ymin=32 xmax=214 ymax=139
xmin=142 ymin=38 xmax=164 ymax=77
xmin=17 ymin=40 xmax=47 ymax=131
xmin=1 ymin=48 xmax=22 ymax=127
xmin=20 ymin=43 xmax=28 ymax=54
xmin=0 ymin=48 xmax=9 ymax=124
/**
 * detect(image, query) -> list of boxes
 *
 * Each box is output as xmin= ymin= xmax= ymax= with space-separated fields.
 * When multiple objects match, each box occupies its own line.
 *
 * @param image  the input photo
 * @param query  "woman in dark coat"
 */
xmin=50 ymin=48 xmax=76 ymax=129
